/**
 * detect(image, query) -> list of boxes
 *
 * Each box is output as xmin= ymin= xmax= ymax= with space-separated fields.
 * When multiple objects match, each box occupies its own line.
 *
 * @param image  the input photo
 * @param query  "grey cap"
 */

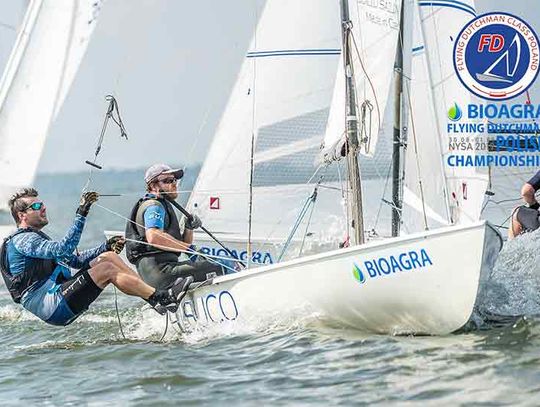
xmin=144 ymin=163 xmax=184 ymax=184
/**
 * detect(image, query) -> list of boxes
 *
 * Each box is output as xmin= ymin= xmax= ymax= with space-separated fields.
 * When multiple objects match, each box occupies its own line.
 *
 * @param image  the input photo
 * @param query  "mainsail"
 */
xmin=188 ymin=0 xmax=344 ymax=248
xmin=0 ymin=0 xmax=102 ymax=209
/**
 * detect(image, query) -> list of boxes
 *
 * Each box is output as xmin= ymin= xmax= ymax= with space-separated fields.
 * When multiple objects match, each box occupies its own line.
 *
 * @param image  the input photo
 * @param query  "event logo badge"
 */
xmin=453 ymin=12 xmax=539 ymax=101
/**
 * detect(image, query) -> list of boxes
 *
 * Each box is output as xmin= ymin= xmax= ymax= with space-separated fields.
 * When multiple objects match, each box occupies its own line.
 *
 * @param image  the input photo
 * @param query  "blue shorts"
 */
xmin=22 ymin=269 xmax=102 ymax=326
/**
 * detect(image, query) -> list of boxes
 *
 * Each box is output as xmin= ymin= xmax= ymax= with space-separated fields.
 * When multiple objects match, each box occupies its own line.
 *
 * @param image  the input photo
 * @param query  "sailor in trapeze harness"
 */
xmin=509 ymin=170 xmax=540 ymax=239
xmin=0 ymin=188 xmax=192 ymax=326
xmin=125 ymin=164 xmax=232 ymax=290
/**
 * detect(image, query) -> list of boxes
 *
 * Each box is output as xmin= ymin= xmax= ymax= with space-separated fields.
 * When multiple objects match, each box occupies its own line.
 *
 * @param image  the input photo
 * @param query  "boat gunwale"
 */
xmin=198 ymin=220 xmax=491 ymax=287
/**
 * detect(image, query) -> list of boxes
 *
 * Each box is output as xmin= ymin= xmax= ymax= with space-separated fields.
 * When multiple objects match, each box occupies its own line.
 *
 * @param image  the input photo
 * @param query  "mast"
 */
xmin=339 ymin=0 xmax=365 ymax=245
xmin=391 ymin=0 xmax=405 ymax=237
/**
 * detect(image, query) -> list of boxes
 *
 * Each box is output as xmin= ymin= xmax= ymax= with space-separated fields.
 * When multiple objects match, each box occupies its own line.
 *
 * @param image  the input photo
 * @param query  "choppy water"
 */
xmin=1 ymin=169 xmax=540 ymax=405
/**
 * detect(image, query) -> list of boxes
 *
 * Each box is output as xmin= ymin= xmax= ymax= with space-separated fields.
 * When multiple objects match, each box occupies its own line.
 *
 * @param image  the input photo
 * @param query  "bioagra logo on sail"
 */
xmin=453 ymin=12 xmax=539 ymax=101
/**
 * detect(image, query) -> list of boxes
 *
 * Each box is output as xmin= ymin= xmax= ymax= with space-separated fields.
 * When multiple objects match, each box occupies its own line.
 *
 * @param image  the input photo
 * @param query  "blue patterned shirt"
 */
xmin=7 ymin=214 xmax=107 ymax=293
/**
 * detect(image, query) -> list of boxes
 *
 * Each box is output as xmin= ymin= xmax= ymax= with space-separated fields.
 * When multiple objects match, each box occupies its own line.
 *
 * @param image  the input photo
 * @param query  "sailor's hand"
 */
xmin=185 ymin=214 xmax=202 ymax=230
xmin=77 ymin=191 xmax=99 ymax=217
xmin=106 ymin=236 xmax=125 ymax=254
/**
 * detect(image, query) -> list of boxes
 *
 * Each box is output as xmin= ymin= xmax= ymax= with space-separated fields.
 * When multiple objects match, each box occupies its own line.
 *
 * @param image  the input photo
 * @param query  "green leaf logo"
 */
xmin=448 ymin=103 xmax=462 ymax=121
xmin=352 ymin=263 xmax=366 ymax=284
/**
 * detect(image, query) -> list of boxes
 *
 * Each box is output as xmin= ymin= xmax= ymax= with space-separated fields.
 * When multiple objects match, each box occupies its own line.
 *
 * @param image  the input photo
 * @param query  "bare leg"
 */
xmin=508 ymin=207 xmax=523 ymax=240
xmin=91 ymin=251 xmax=136 ymax=274
xmin=521 ymin=183 xmax=537 ymax=206
xmin=87 ymin=256 xmax=155 ymax=299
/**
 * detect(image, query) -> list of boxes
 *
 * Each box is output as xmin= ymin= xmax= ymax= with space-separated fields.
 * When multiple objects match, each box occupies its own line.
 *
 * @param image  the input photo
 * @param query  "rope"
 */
xmin=350 ymin=27 xmax=382 ymax=156
xmin=113 ymin=286 xmax=127 ymax=340
xmin=159 ymin=313 xmax=169 ymax=342
xmin=83 ymin=95 xmax=128 ymax=192
xmin=94 ymin=203 xmax=238 ymax=274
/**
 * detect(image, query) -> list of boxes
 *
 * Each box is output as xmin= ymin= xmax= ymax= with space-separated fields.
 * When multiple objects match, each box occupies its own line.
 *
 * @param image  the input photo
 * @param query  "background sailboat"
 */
xmin=0 ymin=0 xmax=102 ymax=216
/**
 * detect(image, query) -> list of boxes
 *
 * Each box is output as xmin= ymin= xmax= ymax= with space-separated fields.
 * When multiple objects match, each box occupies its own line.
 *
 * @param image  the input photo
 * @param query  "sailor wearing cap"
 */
xmin=125 ymin=164 xmax=225 ymax=289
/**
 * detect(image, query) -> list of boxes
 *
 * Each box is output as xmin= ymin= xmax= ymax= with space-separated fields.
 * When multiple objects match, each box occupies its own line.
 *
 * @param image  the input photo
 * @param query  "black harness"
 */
xmin=0 ymin=228 xmax=58 ymax=303
xmin=125 ymin=197 xmax=184 ymax=264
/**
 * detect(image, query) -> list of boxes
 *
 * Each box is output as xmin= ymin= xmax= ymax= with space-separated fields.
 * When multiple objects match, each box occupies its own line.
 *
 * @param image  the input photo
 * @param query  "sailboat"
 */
xmin=0 ymin=0 xmax=102 ymax=237
xmin=169 ymin=0 xmax=503 ymax=335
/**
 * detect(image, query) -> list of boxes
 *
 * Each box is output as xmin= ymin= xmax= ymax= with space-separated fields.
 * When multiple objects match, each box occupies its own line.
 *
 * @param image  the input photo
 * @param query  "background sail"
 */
xmin=0 ymin=0 xmax=102 ymax=209
xmin=402 ymin=0 xmax=488 ymax=233
xmin=320 ymin=0 xmax=402 ymax=160
xmin=188 ymin=0 xmax=347 ymax=253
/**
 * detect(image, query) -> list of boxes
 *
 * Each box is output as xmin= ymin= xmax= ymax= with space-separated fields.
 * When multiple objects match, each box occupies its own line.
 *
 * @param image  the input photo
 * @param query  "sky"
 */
xmin=1 ymin=0 xmax=540 ymax=174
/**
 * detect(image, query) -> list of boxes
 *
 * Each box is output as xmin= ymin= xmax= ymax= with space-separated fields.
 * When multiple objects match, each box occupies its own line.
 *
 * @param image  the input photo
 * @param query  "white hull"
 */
xmin=173 ymin=221 xmax=502 ymax=335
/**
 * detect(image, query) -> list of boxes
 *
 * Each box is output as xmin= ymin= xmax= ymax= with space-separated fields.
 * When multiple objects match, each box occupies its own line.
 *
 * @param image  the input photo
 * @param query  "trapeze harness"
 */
xmin=125 ymin=197 xmax=184 ymax=264
xmin=0 ymin=229 xmax=61 ymax=303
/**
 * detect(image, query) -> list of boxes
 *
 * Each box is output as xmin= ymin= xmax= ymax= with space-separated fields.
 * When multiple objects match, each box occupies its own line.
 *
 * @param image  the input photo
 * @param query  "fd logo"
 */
xmin=453 ymin=12 xmax=539 ymax=100
xmin=209 ymin=197 xmax=220 ymax=210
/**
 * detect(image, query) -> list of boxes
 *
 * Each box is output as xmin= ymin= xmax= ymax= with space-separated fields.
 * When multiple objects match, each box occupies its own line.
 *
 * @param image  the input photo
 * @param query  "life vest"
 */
xmin=0 ymin=228 xmax=58 ymax=303
xmin=125 ymin=196 xmax=184 ymax=264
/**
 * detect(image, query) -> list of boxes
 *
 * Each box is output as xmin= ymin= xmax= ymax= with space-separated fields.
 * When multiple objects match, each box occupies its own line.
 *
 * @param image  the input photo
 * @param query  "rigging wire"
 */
xmin=94 ymin=203 xmax=239 ymax=273
xmin=277 ymin=184 xmax=319 ymax=262
xmin=403 ymin=79 xmax=429 ymax=230
xmin=298 ymin=188 xmax=318 ymax=257
xmin=246 ymin=1 xmax=259 ymax=271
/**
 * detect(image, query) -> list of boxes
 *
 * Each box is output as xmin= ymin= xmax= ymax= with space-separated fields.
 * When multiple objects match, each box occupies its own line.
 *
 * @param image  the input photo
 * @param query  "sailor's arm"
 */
xmin=13 ymin=215 xmax=86 ymax=259
xmin=67 ymin=242 xmax=107 ymax=269
xmin=182 ymin=228 xmax=194 ymax=245
xmin=523 ymin=170 xmax=540 ymax=208
xmin=181 ymin=213 xmax=202 ymax=245
xmin=521 ymin=183 xmax=538 ymax=208
xmin=146 ymin=228 xmax=192 ymax=252
xmin=143 ymin=203 xmax=192 ymax=252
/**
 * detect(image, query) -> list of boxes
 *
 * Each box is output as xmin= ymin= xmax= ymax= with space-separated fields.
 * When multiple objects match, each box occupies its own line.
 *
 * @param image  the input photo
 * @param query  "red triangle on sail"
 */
xmin=209 ymin=197 xmax=220 ymax=210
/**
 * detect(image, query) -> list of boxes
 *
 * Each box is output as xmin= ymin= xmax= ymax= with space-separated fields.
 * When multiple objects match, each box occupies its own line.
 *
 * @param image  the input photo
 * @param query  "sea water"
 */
xmin=0 ymin=169 xmax=540 ymax=405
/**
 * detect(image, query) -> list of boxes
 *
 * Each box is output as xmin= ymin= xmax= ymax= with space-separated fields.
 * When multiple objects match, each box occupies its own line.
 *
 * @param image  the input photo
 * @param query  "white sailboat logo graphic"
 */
xmin=476 ymin=34 xmax=521 ymax=83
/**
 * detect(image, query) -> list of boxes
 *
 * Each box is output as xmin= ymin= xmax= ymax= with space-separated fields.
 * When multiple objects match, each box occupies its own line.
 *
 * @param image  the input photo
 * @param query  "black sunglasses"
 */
xmin=24 ymin=201 xmax=44 ymax=211
xmin=158 ymin=177 xmax=178 ymax=184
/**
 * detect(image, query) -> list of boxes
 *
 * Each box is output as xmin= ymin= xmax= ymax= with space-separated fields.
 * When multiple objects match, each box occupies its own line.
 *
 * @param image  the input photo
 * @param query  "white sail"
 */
xmin=0 ymin=0 xmax=102 ymax=209
xmin=401 ymin=0 xmax=488 ymax=233
xmin=320 ymin=0 xmax=402 ymax=159
xmin=189 ymin=0 xmax=344 ymax=249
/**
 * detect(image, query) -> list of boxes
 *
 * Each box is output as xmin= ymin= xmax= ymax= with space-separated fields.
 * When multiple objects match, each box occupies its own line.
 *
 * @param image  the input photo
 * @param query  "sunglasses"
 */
xmin=158 ymin=177 xmax=178 ymax=184
xmin=24 ymin=201 xmax=45 ymax=211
